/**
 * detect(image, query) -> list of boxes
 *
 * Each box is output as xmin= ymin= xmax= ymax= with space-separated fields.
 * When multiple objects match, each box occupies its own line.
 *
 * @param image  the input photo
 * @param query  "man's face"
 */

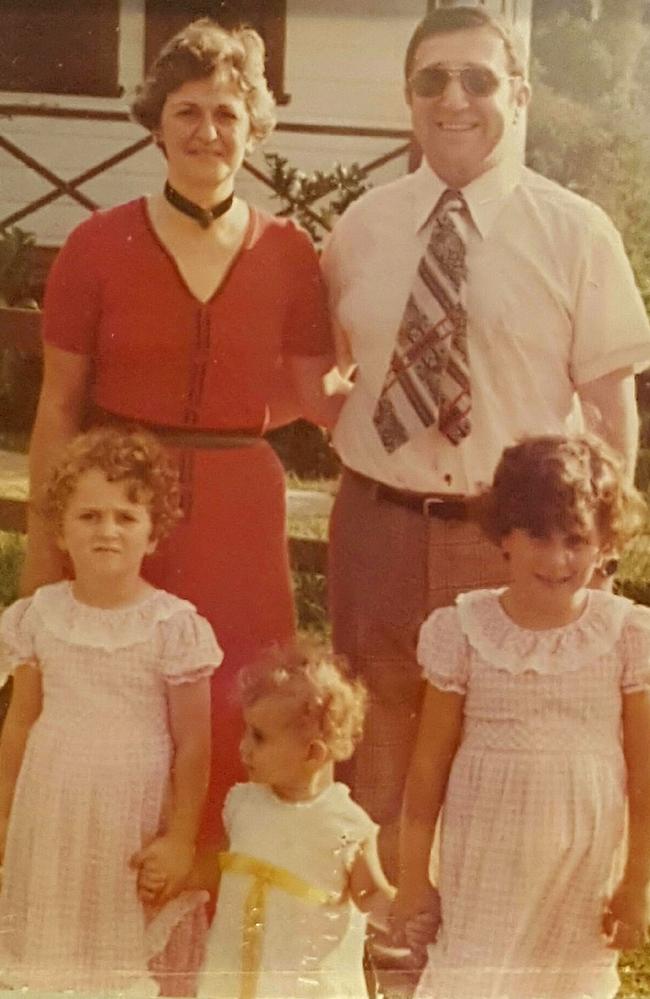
xmin=407 ymin=26 xmax=529 ymax=188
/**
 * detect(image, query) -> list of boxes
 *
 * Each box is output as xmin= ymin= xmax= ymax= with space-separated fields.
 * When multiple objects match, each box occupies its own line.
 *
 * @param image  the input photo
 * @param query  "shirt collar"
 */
xmin=412 ymin=157 xmax=523 ymax=239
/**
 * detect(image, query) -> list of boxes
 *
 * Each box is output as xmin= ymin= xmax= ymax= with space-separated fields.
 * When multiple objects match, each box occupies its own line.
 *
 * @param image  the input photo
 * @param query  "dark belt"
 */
xmin=90 ymin=407 xmax=264 ymax=450
xmin=346 ymin=467 xmax=468 ymax=520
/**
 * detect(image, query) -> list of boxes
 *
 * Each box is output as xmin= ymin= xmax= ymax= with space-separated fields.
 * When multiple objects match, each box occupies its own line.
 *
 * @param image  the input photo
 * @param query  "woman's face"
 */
xmin=156 ymin=70 xmax=252 ymax=195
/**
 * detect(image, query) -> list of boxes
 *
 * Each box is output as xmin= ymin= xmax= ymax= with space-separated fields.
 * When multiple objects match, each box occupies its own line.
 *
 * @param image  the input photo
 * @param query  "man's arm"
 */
xmin=577 ymin=366 xmax=639 ymax=481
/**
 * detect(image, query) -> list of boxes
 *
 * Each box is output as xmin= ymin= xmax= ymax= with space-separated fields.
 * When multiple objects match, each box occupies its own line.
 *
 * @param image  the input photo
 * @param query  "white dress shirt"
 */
xmin=321 ymin=159 xmax=650 ymax=494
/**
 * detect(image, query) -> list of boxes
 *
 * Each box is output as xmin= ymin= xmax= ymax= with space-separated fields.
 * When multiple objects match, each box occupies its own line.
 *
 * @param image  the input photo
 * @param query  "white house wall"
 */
xmin=237 ymin=0 xmax=424 ymax=221
xmin=0 ymin=0 xmax=421 ymax=246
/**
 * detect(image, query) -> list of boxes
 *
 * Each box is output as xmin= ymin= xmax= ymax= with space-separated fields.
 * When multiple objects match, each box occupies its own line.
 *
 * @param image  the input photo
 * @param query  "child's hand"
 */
xmin=136 ymin=861 xmax=167 ymax=906
xmin=130 ymin=834 xmax=195 ymax=905
xmin=404 ymin=899 xmax=441 ymax=956
xmin=603 ymin=881 xmax=649 ymax=950
xmin=390 ymin=884 xmax=439 ymax=942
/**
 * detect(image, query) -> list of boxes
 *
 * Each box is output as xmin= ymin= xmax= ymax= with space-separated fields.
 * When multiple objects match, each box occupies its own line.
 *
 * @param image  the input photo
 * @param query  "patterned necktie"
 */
xmin=373 ymin=188 xmax=471 ymax=453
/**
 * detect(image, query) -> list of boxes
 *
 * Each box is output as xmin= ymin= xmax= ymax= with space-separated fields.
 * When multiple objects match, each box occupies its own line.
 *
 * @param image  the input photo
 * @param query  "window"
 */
xmin=145 ymin=0 xmax=289 ymax=104
xmin=0 ymin=0 xmax=121 ymax=97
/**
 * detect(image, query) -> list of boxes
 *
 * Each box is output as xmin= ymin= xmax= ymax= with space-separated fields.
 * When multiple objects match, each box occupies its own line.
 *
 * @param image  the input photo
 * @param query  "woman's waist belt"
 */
xmin=218 ymin=851 xmax=341 ymax=999
xmin=345 ymin=466 xmax=469 ymax=520
xmin=90 ymin=406 xmax=264 ymax=450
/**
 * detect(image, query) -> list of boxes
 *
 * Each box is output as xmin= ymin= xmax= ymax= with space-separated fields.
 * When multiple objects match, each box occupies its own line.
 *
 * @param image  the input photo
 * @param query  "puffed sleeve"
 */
xmin=41 ymin=216 xmax=101 ymax=355
xmin=417 ymin=605 xmax=469 ymax=695
xmin=621 ymin=606 xmax=650 ymax=694
xmin=281 ymin=223 xmax=333 ymax=357
xmin=0 ymin=597 xmax=39 ymax=681
xmin=158 ymin=609 xmax=223 ymax=685
xmin=345 ymin=799 xmax=378 ymax=849
xmin=222 ymin=784 xmax=246 ymax=837
xmin=328 ymin=786 xmax=380 ymax=871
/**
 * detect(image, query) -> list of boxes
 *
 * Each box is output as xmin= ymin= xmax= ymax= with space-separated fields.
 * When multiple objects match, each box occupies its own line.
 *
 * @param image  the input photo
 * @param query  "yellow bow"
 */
xmin=218 ymin=851 xmax=341 ymax=999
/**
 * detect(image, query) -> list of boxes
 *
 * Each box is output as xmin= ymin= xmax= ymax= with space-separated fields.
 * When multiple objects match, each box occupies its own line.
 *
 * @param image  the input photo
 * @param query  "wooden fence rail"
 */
xmin=0 ymin=103 xmax=411 ymax=233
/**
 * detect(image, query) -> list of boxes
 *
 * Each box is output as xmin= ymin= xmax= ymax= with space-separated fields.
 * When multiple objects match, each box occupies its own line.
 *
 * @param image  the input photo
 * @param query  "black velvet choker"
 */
xmin=163 ymin=181 xmax=234 ymax=228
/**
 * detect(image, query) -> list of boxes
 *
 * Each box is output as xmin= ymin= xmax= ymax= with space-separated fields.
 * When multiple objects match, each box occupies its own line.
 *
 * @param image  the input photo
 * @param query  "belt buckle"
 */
xmin=423 ymin=495 xmax=447 ymax=517
xmin=423 ymin=494 xmax=467 ymax=520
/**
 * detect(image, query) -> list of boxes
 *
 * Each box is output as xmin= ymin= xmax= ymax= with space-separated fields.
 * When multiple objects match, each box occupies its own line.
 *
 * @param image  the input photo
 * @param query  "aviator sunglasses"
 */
xmin=409 ymin=64 xmax=517 ymax=99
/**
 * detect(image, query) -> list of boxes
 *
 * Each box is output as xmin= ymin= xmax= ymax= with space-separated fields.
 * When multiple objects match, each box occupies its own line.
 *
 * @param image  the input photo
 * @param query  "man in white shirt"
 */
xmin=321 ymin=5 xmax=650 ymax=880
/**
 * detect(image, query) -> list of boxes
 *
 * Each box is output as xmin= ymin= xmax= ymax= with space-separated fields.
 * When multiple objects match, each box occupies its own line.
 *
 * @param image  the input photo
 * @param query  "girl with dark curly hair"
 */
xmin=396 ymin=434 xmax=650 ymax=999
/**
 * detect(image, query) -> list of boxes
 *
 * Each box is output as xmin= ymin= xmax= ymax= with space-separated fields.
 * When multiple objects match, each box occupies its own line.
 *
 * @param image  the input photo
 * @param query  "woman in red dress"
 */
xmin=22 ymin=19 xmax=343 ymax=844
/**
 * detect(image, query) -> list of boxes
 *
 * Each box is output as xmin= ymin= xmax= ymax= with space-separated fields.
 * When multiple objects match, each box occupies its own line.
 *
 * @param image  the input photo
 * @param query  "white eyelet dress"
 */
xmin=0 ymin=581 xmax=222 ymax=996
xmin=198 ymin=781 xmax=377 ymax=999
xmin=415 ymin=588 xmax=650 ymax=999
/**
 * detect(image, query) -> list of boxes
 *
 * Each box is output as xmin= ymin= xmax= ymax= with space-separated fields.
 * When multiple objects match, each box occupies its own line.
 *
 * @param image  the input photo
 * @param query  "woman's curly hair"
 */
xmin=238 ymin=641 xmax=367 ymax=763
xmin=472 ymin=434 xmax=646 ymax=553
xmin=131 ymin=18 xmax=276 ymax=143
xmin=42 ymin=427 xmax=182 ymax=542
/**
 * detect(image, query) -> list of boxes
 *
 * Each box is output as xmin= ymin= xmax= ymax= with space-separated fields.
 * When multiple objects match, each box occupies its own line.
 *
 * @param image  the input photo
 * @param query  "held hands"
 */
xmin=602 ymin=880 xmax=649 ymax=951
xmin=130 ymin=834 xmax=195 ymax=906
xmin=390 ymin=884 xmax=441 ymax=957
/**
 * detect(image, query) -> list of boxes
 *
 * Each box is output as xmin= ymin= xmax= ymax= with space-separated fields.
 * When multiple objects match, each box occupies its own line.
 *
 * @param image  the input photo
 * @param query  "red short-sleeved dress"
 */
xmin=42 ymin=199 xmax=332 ymax=841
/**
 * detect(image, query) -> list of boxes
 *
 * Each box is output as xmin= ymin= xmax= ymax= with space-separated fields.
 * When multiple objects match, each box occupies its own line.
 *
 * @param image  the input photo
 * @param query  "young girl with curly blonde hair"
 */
xmin=0 ymin=427 xmax=222 ymax=996
xmin=179 ymin=642 xmax=394 ymax=998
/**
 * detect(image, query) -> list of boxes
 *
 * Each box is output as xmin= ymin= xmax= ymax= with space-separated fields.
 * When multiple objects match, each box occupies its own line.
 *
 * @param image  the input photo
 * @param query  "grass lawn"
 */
xmin=0 ymin=530 xmax=24 ymax=607
xmin=286 ymin=482 xmax=330 ymax=635
xmin=619 ymin=949 xmax=650 ymax=997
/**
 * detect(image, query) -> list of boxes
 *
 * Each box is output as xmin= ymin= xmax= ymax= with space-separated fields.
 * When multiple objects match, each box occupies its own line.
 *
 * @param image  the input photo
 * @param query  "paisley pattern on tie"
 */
xmin=373 ymin=188 xmax=471 ymax=452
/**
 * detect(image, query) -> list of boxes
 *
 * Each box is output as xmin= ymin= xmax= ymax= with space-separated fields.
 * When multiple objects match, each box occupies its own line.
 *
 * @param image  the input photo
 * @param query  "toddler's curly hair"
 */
xmin=41 ymin=427 xmax=182 ymax=542
xmin=472 ymin=434 xmax=645 ymax=553
xmin=238 ymin=641 xmax=367 ymax=763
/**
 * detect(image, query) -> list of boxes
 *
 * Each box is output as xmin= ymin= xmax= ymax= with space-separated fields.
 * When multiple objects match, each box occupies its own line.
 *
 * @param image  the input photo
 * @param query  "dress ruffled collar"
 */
xmin=456 ymin=588 xmax=639 ymax=675
xmin=32 ymin=581 xmax=197 ymax=651
xmin=255 ymin=781 xmax=351 ymax=810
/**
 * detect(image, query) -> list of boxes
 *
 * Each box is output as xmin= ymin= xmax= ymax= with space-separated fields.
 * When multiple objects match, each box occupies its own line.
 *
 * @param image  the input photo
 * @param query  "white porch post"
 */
xmin=118 ymin=0 xmax=146 ymax=98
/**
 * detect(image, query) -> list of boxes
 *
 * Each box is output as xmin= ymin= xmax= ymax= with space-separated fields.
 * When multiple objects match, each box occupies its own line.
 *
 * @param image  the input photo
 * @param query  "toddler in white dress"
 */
xmin=180 ymin=642 xmax=395 ymax=998
xmin=0 ymin=427 xmax=222 ymax=996
xmin=394 ymin=433 xmax=650 ymax=999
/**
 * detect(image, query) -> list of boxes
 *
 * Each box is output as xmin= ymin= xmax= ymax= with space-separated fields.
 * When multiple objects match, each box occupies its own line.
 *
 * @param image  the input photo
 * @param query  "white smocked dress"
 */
xmin=0 ymin=581 xmax=222 ymax=996
xmin=198 ymin=781 xmax=377 ymax=999
xmin=415 ymin=588 xmax=650 ymax=999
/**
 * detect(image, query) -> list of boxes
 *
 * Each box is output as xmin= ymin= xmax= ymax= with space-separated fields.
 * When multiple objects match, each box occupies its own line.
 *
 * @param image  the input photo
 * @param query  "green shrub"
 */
xmin=618 ymin=946 xmax=650 ymax=997
xmin=617 ymin=530 xmax=650 ymax=607
xmin=0 ymin=531 xmax=25 ymax=608
xmin=636 ymin=448 xmax=650 ymax=492
xmin=292 ymin=569 xmax=329 ymax=635
xmin=639 ymin=409 xmax=650 ymax=449
xmin=267 ymin=420 xmax=340 ymax=479
xmin=0 ymin=226 xmax=42 ymax=431
xmin=0 ymin=227 xmax=36 ymax=307
xmin=264 ymin=153 xmax=370 ymax=245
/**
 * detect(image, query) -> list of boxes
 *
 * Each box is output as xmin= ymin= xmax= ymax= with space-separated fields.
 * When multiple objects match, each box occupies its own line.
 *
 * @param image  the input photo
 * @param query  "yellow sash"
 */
xmin=218 ymin=851 xmax=342 ymax=999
